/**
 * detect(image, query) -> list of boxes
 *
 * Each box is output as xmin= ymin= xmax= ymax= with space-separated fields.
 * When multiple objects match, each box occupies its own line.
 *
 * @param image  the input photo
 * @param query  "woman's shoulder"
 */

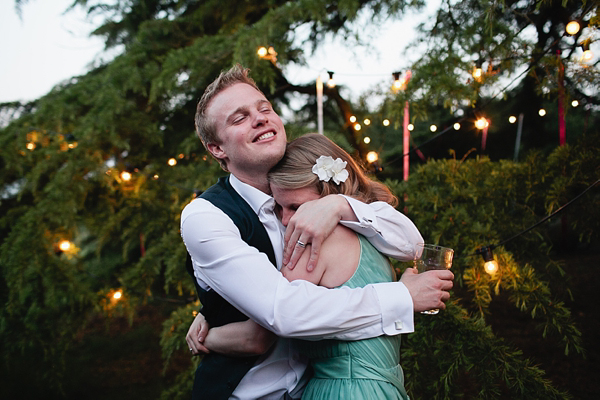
xmin=282 ymin=225 xmax=360 ymax=288
xmin=318 ymin=225 xmax=361 ymax=288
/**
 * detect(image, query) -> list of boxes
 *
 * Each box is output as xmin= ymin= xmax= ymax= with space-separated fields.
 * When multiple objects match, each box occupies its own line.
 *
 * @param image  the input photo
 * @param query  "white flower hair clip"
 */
xmin=312 ymin=155 xmax=349 ymax=185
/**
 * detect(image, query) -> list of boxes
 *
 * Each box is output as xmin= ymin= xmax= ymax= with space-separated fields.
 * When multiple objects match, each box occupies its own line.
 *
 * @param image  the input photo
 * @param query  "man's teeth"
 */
xmin=256 ymin=132 xmax=275 ymax=141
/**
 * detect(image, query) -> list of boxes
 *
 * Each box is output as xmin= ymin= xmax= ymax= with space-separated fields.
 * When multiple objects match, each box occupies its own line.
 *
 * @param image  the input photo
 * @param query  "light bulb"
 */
xmin=327 ymin=71 xmax=335 ymax=88
xmin=354 ymin=123 xmax=361 ymax=131
xmin=59 ymin=240 xmax=72 ymax=252
xmin=120 ymin=171 xmax=132 ymax=181
xmin=364 ymin=118 xmax=371 ymax=126
xmin=508 ymin=115 xmax=517 ymax=124
xmin=430 ymin=125 xmax=437 ymax=132
xmin=349 ymin=115 xmax=357 ymax=123
xmin=566 ymin=21 xmax=580 ymax=36
xmin=538 ymin=109 xmax=546 ymax=117
xmin=582 ymin=50 xmax=593 ymax=62
xmin=257 ymin=47 xmax=267 ymax=57
xmin=475 ymin=118 xmax=488 ymax=129
xmin=363 ymin=136 xmax=371 ymax=144
xmin=407 ymin=124 xmax=414 ymax=131
xmin=382 ymin=119 xmax=390 ymax=126
xmin=113 ymin=290 xmax=122 ymax=300
xmin=571 ymin=100 xmax=579 ymax=107
xmin=168 ymin=158 xmax=177 ymax=166
xmin=484 ymin=260 xmax=499 ymax=275
xmin=366 ymin=151 xmax=379 ymax=163
xmin=453 ymin=123 xmax=461 ymax=130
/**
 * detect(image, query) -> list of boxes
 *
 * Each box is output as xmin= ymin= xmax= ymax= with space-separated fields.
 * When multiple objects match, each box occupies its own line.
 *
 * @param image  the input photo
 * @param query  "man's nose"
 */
xmin=252 ymin=111 xmax=268 ymax=127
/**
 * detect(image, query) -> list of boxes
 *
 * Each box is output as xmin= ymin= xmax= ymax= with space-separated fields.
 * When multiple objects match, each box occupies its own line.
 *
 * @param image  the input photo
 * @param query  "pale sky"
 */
xmin=0 ymin=0 xmax=436 ymax=105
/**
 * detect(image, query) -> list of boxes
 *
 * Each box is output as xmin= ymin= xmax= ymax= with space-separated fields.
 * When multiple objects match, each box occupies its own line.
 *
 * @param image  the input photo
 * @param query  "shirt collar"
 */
xmin=229 ymin=174 xmax=274 ymax=214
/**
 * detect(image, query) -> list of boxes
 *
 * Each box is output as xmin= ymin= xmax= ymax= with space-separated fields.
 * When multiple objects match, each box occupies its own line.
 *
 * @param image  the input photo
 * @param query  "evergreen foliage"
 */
xmin=1 ymin=0 xmax=598 ymax=398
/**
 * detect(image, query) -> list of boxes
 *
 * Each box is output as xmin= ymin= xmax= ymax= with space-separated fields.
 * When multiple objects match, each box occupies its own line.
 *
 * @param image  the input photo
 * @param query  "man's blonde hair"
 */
xmin=195 ymin=64 xmax=263 ymax=170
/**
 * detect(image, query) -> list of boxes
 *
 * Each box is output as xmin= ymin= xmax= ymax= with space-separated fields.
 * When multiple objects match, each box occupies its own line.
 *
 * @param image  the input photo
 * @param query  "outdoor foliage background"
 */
xmin=1 ymin=0 xmax=599 ymax=399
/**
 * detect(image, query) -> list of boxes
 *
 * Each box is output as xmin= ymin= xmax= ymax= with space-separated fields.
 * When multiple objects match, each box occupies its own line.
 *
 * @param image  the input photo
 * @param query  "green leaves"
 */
xmin=387 ymin=134 xmax=600 ymax=398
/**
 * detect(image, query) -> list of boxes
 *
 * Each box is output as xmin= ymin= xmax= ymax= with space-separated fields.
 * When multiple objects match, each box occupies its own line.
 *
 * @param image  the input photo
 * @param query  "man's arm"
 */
xmin=340 ymin=196 xmax=423 ymax=260
xmin=283 ymin=195 xmax=423 ymax=271
xmin=181 ymin=198 xmax=414 ymax=340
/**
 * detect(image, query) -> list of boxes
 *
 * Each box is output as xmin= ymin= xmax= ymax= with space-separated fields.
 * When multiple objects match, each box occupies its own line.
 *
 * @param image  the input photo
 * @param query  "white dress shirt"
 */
xmin=180 ymin=174 xmax=423 ymax=399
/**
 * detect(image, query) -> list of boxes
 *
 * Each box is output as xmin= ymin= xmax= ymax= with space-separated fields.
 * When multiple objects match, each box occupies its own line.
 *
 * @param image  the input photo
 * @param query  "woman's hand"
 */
xmin=186 ymin=312 xmax=210 ymax=356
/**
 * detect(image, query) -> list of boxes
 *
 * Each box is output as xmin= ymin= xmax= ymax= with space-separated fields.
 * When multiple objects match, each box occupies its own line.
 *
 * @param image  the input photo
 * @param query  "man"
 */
xmin=181 ymin=64 xmax=453 ymax=399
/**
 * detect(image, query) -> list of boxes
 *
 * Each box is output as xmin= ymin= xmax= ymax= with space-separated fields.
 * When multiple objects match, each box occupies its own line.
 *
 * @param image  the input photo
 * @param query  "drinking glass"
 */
xmin=414 ymin=243 xmax=454 ymax=315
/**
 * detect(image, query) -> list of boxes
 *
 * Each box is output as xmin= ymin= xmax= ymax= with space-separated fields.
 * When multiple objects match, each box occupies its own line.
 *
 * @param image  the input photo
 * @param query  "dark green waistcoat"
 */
xmin=186 ymin=176 xmax=277 ymax=400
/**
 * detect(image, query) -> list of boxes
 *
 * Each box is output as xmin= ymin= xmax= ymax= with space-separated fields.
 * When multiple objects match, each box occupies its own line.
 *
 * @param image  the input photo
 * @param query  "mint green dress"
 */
xmin=296 ymin=234 xmax=410 ymax=400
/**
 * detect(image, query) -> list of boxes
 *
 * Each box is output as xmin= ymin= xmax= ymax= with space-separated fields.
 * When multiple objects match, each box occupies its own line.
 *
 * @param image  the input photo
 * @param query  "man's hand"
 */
xmin=186 ymin=312 xmax=210 ymax=356
xmin=400 ymin=268 xmax=454 ymax=312
xmin=283 ymin=195 xmax=357 ymax=271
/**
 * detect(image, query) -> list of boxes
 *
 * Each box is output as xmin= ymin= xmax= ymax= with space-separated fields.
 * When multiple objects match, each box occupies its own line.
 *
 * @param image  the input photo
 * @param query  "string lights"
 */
xmin=37 ymin=37 xmax=594 ymax=290
xmin=457 ymin=179 xmax=600 ymax=274
xmin=257 ymin=46 xmax=278 ymax=64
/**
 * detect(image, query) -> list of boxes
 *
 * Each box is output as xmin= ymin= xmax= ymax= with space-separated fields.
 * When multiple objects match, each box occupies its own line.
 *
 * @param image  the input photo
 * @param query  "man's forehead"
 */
xmin=208 ymin=83 xmax=266 ymax=114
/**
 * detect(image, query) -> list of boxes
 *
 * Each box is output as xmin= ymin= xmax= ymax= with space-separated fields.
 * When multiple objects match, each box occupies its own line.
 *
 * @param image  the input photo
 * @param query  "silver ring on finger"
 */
xmin=296 ymin=240 xmax=306 ymax=248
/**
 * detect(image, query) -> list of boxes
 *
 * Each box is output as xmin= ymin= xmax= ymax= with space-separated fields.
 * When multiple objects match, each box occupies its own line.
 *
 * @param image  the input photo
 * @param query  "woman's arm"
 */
xmin=186 ymin=309 xmax=277 ymax=357
xmin=204 ymin=319 xmax=277 ymax=357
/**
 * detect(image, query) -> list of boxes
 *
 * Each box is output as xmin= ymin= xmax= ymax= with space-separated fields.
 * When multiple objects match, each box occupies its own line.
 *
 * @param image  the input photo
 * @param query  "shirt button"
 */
xmin=395 ymin=320 xmax=403 ymax=330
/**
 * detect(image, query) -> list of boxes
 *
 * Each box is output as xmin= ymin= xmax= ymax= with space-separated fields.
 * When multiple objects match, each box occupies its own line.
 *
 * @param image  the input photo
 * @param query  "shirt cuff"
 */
xmin=339 ymin=195 xmax=381 ymax=237
xmin=372 ymin=282 xmax=414 ymax=335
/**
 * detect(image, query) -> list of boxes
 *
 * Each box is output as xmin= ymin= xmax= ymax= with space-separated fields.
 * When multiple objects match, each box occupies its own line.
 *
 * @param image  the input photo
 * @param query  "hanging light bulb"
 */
xmin=508 ymin=115 xmax=517 ymax=124
xmin=571 ymin=100 xmax=579 ymax=107
xmin=59 ymin=240 xmax=72 ymax=252
xmin=538 ymin=109 xmax=547 ymax=117
xmin=120 ymin=171 xmax=132 ymax=181
xmin=472 ymin=62 xmax=483 ymax=82
xmin=430 ymin=124 xmax=437 ymax=132
xmin=168 ymin=158 xmax=177 ymax=166
xmin=392 ymin=72 xmax=402 ymax=91
xmin=453 ymin=122 xmax=461 ymax=130
xmin=382 ymin=119 xmax=390 ymax=126
xmin=326 ymin=71 xmax=335 ymax=88
xmin=478 ymin=246 xmax=499 ymax=275
xmin=566 ymin=20 xmax=580 ymax=36
xmin=349 ymin=115 xmax=357 ymax=123
xmin=363 ymin=118 xmax=371 ymax=126
xmin=257 ymin=46 xmax=277 ymax=63
xmin=354 ymin=123 xmax=362 ymax=131
xmin=475 ymin=118 xmax=488 ymax=130
xmin=366 ymin=151 xmax=379 ymax=163
xmin=113 ymin=290 xmax=123 ymax=300
xmin=363 ymin=136 xmax=371 ymax=144
xmin=407 ymin=123 xmax=414 ymax=131
xmin=257 ymin=47 xmax=268 ymax=58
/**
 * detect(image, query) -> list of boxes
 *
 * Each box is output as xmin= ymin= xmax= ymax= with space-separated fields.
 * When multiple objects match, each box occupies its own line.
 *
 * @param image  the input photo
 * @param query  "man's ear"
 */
xmin=206 ymin=142 xmax=226 ymax=162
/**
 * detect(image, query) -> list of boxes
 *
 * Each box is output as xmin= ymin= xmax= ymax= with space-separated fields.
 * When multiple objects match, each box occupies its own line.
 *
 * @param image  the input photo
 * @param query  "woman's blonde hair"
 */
xmin=268 ymin=133 xmax=398 ymax=207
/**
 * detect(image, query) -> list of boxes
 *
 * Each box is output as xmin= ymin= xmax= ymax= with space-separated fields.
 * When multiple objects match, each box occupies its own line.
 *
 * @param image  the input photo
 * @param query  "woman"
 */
xmin=199 ymin=133 xmax=410 ymax=399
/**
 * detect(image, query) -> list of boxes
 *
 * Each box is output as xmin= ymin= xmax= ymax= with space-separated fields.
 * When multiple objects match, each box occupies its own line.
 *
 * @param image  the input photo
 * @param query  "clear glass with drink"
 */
xmin=414 ymin=243 xmax=454 ymax=314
